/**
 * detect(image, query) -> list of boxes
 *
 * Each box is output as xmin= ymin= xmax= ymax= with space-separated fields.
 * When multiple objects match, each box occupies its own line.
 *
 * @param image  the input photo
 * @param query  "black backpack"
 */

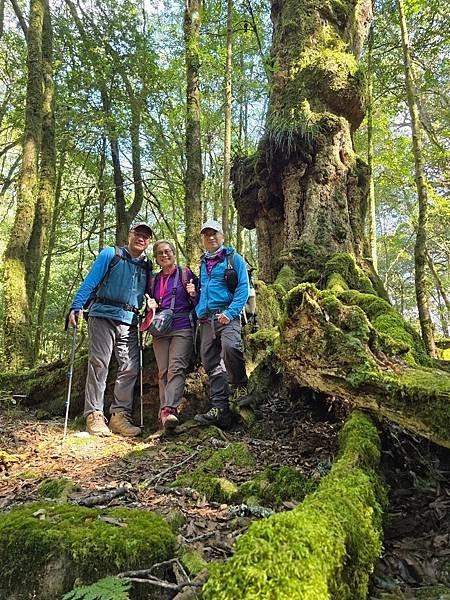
xmin=223 ymin=251 xmax=257 ymax=327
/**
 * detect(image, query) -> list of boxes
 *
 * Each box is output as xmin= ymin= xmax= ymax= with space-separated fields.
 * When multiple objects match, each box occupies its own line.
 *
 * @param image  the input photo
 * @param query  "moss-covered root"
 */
xmin=0 ymin=503 xmax=176 ymax=599
xmin=202 ymin=411 xmax=386 ymax=600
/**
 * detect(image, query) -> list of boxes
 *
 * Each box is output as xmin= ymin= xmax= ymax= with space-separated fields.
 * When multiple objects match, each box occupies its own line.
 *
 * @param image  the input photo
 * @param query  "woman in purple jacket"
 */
xmin=147 ymin=240 xmax=198 ymax=429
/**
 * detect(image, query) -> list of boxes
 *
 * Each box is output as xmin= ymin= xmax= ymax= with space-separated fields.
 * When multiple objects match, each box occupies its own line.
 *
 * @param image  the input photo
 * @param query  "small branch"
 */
xmin=143 ymin=450 xmax=199 ymax=487
xmin=77 ymin=486 xmax=130 ymax=507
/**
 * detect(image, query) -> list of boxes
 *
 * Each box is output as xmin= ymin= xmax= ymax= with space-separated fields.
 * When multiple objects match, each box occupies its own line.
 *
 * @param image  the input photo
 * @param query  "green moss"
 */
xmin=174 ymin=472 xmax=238 ymax=503
xmin=38 ymin=477 xmax=76 ymax=500
xmin=0 ymin=502 xmax=176 ymax=598
xmin=274 ymin=264 xmax=299 ymax=292
xmin=324 ymin=252 xmax=374 ymax=294
xmin=180 ymin=550 xmax=207 ymax=576
xmin=202 ymin=412 xmax=385 ymax=600
xmin=171 ymin=443 xmax=254 ymax=503
xmin=240 ymin=466 xmax=317 ymax=506
xmin=254 ymin=280 xmax=283 ymax=328
xmin=339 ymin=290 xmax=429 ymax=365
xmin=203 ymin=442 xmax=255 ymax=470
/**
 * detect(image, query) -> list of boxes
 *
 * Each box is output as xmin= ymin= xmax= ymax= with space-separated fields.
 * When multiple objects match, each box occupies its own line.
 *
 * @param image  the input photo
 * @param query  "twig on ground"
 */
xmin=154 ymin=485 xmax=199 ymax=499
xmin=77 ymin=487 xmax=129 ymax=507
xmin=143 ymin=450 xmax=199 ymax=487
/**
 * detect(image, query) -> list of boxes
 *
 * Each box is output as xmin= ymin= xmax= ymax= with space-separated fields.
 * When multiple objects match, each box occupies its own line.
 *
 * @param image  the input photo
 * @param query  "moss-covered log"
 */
xmin=0 ymin=503 xmax=176 ymax=599
xmin=202 ymin=411 xmax=385 ymax=599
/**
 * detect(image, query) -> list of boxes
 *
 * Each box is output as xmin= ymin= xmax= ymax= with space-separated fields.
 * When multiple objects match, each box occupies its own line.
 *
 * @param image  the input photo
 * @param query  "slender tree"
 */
xmin=26 ymin=0 xmax=55 ymax=310
xmin=184 ymin=0 xmax=203 ymax=266
xmin=221 ymin=0 xmax=233 ymax=239
xmin=366 ymin=25 xmax=378 ymax=272
xmin=396 ymin=0 xmax=436 ymax=357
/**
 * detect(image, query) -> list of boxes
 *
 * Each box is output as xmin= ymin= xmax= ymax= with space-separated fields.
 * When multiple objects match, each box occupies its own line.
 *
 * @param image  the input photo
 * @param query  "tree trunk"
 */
xmin=2 ymin=0 xmax=44 ymax=369
xmin=97 ymin=137 xmax=107 ymax=251
xmin=366 ymin=26 xmax=378 ymax=272
xmin=26 ymin=0 xmax=55 ymax=310
xmin=233 ymin=0 xmax=373 ymax=284
xmin=33 ymin=149 xmax=65 ymax=364
xmin=397 ymin=0 xmax=436 ymax=357
xmin=221 ymin=0 xmax=233 ymax=239
xmin=184 ymin=0 xmax=203 ymax=266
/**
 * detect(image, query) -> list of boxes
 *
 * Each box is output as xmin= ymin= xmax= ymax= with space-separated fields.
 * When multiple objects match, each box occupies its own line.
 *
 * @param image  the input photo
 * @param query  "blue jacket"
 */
xmin=71 ymin=246 xmax=150 ymax=325
xmin=195 ymin=246 xmax=250 ymax=321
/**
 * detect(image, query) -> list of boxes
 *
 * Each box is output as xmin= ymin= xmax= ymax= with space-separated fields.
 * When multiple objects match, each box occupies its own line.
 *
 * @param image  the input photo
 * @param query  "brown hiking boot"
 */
xmin=109 ymin=412 xmax=141 ymax=437
xmin=86 ymin=411 xmax=112 ymax=436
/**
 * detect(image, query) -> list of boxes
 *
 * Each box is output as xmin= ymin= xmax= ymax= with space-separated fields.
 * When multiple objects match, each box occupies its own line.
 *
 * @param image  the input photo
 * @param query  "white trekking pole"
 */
xmin=139 ymin=324 xmax=144 ymax=428
xmin=63 ymin=313 xmax=78 ymax=442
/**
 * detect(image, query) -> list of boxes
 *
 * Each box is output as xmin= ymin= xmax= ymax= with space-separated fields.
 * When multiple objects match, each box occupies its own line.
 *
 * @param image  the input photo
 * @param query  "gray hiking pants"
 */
xmin=84 ymin=317 xmax=139 ymax=417
xmin=199 ymin=317 xmax=248 ymax=410
xmin=152 ymin=328 xmax=193 ymax=410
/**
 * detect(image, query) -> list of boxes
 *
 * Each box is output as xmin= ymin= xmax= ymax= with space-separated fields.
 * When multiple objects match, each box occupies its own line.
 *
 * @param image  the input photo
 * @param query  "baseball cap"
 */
xmin=129 ymin=222 xmax=153 ymax=237
xmin=200 ymin=219 xmax=223 ymax=234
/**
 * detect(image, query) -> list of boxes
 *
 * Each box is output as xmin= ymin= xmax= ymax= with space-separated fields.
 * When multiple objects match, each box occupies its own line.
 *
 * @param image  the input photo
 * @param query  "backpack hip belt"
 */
xmin=96 ymin=297 xmax=140 ymax=315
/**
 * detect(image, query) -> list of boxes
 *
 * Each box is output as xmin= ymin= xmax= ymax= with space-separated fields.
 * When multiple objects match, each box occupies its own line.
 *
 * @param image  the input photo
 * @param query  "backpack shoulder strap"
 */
xmin=226 ymin=250 xmax=236 ymax=269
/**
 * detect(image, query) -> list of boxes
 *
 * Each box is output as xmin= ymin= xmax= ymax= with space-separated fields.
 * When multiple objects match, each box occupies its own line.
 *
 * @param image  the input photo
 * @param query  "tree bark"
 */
xmin=33 ymin=149 xmax=65 ymax=364
xmin=26 ymin=0 xmax=55 ymax=311
xmin=366 ymin=26 xmax=378 ymax=272
xmin=3 ymin=0 xmax=44 ymax=369
xmin=221 ymin=0 xmax=233 ymax=239
xmin=397 ymin=0 xmax=436 ymax=357
xmin=184 ymin=0 xmax=203 ymax=266
xmin=233 ymin=0 xmax=373 ymax=283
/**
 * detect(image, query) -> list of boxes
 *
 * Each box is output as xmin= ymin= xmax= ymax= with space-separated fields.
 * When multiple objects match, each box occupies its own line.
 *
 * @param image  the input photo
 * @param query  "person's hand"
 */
xmin=145 ymin=294 xmax=158 ymax=311
xmin=68 ymin=309 xmax=80 ymax=328
xmin=217 ymin=312 xmax=230 ymax=325
xmin=186 ymin=279 xmax=196 ymax=297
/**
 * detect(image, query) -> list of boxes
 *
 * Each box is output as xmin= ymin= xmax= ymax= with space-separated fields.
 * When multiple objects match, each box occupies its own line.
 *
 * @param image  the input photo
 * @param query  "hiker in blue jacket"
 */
xmin=191 ymin=219 xmax=250 ymax=428
xmin=68 ymin=223 xmax=152 ymax=437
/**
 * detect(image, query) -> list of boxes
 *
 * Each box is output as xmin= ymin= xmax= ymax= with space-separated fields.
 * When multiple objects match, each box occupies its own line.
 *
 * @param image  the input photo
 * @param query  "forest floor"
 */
xmin=1 ymin=390 xmax=449 ymax=599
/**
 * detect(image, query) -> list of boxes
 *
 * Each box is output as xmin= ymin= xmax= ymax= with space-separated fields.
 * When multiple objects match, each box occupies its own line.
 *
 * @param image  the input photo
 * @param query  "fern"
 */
xmin=61 ymin=576 xmax=131 ymax=600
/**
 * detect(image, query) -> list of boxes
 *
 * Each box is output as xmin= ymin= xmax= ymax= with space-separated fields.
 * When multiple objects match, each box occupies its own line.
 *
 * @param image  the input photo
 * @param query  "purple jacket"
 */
xmin=150 ymin=266 xmax=198 ymax=331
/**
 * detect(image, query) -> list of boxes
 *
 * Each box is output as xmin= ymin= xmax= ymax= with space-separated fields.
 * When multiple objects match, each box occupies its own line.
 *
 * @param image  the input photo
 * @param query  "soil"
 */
xmin=1 ymin=390 xmax=449 ymax=599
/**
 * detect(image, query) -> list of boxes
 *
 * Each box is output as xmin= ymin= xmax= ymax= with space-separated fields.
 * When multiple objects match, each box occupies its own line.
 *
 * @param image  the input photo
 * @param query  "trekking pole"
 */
xmin=63 ymin=312 xmax=78 ymax=442
xmin=139 ymin=326 xmax=144 ymax=428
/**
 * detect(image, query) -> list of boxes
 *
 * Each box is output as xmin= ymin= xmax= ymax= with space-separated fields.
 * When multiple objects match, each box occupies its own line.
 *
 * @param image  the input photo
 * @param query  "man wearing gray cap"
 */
xmin=190 ymin=219 xmax=250 ymax=428
xmin=68 ymin=223 xmax=152 ymax=437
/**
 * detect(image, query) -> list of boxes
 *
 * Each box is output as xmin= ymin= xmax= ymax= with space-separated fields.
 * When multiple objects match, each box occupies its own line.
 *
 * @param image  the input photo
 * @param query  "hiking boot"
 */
xmin=194 ymin=407 xmax=233 ymax=429
xmin=109 ymin=412 xmax=141 ymax=437
xmin=86 ymin=411 xmax=112 ymax=437
xmin=160 ymin=407 xmax=179 ymax=430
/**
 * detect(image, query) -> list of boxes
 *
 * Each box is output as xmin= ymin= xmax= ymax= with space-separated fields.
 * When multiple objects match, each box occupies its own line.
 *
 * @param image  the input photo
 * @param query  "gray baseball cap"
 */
xmin=200 ymin=219 xmax=223 ymax=233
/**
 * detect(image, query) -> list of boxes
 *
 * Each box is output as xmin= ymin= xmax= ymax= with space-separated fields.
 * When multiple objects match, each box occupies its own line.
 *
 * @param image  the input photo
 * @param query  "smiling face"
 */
xmin=154 ymin=242 xmax=176 ymax=270
xmin=201 ymin=228 xmax=224 ymax=253
xmin=128 ymin=228 xmax=151 ymax=257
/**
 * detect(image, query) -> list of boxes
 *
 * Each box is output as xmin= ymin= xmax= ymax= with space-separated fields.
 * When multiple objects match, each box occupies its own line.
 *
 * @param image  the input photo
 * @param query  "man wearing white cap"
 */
xmin=191 ymin=219 xmax=250 ymax=428
xmin=68 ymin=223 xmax=152 ymax=437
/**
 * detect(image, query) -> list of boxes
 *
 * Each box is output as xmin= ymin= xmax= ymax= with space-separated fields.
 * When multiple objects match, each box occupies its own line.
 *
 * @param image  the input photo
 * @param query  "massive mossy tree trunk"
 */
xmin=2 ymin=0 xmax=44 ymax=369
xmin=184 ymin=0 xmax=203 ymax=266
xmin=234 ymin=0 xmax=373 ymax=284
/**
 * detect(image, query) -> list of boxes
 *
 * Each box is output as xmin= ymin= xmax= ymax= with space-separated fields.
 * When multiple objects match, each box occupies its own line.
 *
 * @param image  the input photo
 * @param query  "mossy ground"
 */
xmin=0 ymin=502 xmax=176 ymax=598
xmin=202 ymin=411 xmax=385 ymax=600
xmin=171 ymin=442 xmax=255 ymax=503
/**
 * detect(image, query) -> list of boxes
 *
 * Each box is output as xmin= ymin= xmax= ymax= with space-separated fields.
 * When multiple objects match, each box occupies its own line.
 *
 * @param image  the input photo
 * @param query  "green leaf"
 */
xmin=61 ymin=576 xmax=131 ymax=600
